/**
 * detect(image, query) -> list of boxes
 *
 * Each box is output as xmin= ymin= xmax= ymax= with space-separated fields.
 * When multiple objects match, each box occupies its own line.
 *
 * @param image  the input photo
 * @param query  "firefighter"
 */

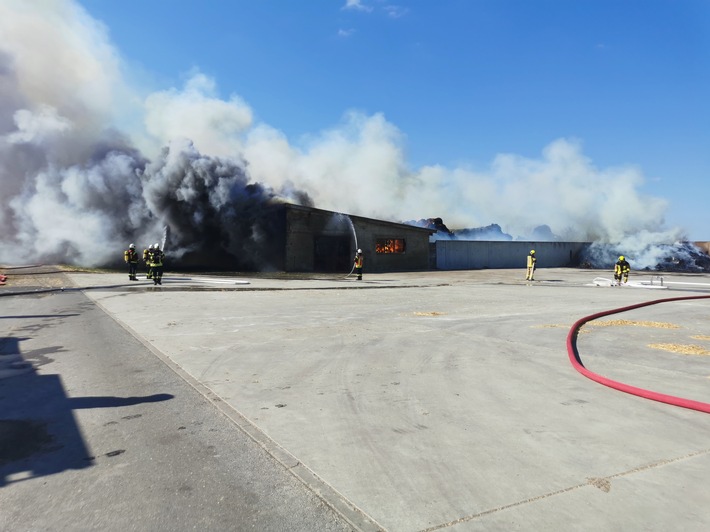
xmin=143 ymin=244 xmax=153 ymax=279
xmin=614 ymin=255 xmax=630 ymax=285
xmin=354 ymin=248 xmax=364 ymax=281
xmin=149 ymin=243 xmax=165 ymax=286
xmin=525 ymin=249 xmax=536 ymax=281
xmin=124 ymin=243 xmax=138 ymax=280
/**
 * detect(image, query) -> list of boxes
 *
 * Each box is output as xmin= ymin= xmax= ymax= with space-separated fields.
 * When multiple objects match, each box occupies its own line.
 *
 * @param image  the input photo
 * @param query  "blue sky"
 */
xmin=78 ymin=0 xmax=709 ymax=238
xmin=84 ymin=1 xmax=707 ymax=158
xmin=1 ymin=0 xmax=708 ymax=261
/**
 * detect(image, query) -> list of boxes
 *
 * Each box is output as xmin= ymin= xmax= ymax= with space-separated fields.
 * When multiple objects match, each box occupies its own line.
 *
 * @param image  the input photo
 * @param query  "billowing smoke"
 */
xmin=141 ymin=139 xmax=312 ymax=270
xmin=0 ymin=1 xmax=310 ymax=269
xmin=0 ymin=0 xmax=696 ymax=272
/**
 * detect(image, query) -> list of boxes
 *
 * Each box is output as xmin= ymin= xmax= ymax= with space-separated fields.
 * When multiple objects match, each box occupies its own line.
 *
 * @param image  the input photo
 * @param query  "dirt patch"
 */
xmin=533 ymin=324 xmax=591 ymax=334
xmin=537 ymin=320 xmax=681 ymax=331
xmin=0 ymin=266 xmax=75 ymax=289
xmin=648 ymin=343 xmax=710 ymax=356
xmin=586 ymin=319 xmax=681 ymax=329
xmin=690 ymin=335 xmax=710 ymax=342
xmin=587 ymin=477 xmax=611 ymax=492
xmin=413 ymin=312 xmax=445 ymax=317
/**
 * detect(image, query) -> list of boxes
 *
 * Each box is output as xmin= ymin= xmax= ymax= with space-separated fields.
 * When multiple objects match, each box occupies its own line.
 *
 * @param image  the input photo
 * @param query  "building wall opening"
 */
xmin=314 ymin=235 xmax=351 ymax=272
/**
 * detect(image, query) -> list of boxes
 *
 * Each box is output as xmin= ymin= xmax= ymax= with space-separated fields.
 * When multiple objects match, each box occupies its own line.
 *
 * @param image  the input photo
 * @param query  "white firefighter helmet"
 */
xmin=148 ymin=244 xmax=154 ymax=249
xmin=154 ymin=242 xmax=160 ymax=249
xmin=129 ymin=243 xmax=135 ymax=249
xmin=357 ymin=248 xmax=362 ymax=254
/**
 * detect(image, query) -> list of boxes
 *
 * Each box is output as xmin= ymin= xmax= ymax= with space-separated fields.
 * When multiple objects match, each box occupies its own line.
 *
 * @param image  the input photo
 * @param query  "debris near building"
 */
xmin=651 ymin=242 xmax=710 ymax=272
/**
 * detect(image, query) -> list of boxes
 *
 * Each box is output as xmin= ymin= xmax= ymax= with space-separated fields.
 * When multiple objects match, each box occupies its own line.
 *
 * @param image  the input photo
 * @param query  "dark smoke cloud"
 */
xmin=0 ymin=1 xmax=312 ymax=269
xmin=0 ymin=124 xmax=312 ymax=268
xmin=141 ymin=139 xmax=312 ymax=270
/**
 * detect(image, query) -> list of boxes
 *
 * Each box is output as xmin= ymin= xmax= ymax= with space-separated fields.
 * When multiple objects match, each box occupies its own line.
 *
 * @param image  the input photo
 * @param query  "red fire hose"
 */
xmin=566 ymin=294 xmax=710 ymax=414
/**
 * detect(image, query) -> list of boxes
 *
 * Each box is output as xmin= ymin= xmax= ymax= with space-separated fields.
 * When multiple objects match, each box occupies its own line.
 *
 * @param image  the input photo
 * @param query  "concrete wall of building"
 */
xmin=352 ymin=219 xmax=431 ymax=273
xmin=283 ymin=206 xmax=431 ymax=273
xmin=285 ymin=208 xmax=354 ymax=271
xmin=284 ymin=208 xmax=317 ymax=271
xmin=435 ymin=240 xmax=590 ymax=270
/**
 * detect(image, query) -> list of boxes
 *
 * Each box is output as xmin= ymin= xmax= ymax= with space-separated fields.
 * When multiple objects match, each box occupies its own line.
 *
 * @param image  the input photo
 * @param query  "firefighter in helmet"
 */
xmin=149 ymin=243 xmax=165 ymax=286
xmin=525 ymin=249 xmax=536 ymax=281
xmin=354 ymin=248 xmax=364 ymax=281
xmin=143 ymin=244 xmax=153 ymax=279
xmin=124 ymin=243 xmax=138 ymax=281
xmin=614 ymin=255 xmax=630 ymax=285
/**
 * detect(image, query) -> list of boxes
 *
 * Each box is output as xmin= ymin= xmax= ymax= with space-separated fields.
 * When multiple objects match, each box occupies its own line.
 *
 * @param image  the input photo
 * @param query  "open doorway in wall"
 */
xmin=314 ymin=235 xmax=351 ymax=272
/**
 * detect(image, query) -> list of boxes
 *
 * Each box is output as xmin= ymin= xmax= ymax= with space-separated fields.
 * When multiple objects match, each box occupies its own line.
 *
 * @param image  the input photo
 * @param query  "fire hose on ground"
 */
xmin=566 ymin=294 xmax=710 ymax=414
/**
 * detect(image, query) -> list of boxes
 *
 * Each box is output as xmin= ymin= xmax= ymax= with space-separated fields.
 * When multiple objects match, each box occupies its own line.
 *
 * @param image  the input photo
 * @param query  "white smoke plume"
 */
xmin=0 ymin=0 xmax=692 ymax=270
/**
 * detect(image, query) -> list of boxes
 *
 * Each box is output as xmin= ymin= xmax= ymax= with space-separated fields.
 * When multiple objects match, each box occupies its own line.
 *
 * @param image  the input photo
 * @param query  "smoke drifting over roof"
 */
xmin=0 ymin=1 xmax=310 ymax=268
xmin=0 ymin=1 xmax=695 ymax=271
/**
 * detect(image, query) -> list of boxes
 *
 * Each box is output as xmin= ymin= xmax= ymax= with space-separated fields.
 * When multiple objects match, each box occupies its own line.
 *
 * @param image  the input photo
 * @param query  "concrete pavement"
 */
xmin=1 ymin=268 xmax=354 ymax=531
xmin=5 ymin=266 xmax=710 ymax=530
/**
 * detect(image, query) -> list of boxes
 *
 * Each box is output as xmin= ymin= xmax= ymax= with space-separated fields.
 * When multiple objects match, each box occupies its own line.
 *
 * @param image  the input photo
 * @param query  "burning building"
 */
xmin=279 ymin=205 xmax=434 ymax=273
xmin=176 ymin=204 xmax=435 ymax=273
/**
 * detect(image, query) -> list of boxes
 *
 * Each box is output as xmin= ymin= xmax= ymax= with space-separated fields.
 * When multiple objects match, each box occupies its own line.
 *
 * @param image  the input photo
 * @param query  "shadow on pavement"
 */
xmin=0 ymin=337 xmax=174 ymax=487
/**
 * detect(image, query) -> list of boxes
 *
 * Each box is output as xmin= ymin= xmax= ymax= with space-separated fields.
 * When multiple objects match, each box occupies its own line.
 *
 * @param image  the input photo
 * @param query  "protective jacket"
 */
xmin=149 ymin=248 xmax=165 ymax=267
xmin=614 ymin=259 xmax=630 ymax=278
xmin=525 ymin=251 xmax=537 ymax=281
xmin=124 ymin=249 xmax=138 ymax=263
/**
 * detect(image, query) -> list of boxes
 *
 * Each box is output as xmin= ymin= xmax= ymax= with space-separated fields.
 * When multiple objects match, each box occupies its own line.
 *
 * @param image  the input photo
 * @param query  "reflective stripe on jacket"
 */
xmin=149 ymin=249 xmax=165 ymax=267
